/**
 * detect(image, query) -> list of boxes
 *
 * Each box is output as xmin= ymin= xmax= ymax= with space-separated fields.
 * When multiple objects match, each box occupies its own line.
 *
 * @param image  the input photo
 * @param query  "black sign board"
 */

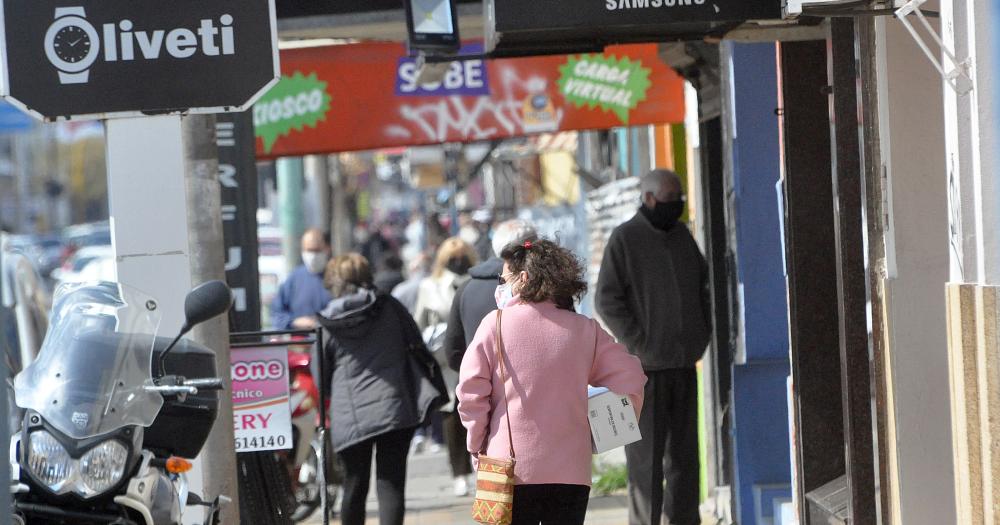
xmin=0 ymin=0 xmax=279 ymax=121
xmin=485 ymin=0 xmax=783 ymax=56
xmin=276 ymin=0 xmax=478 ymax=20
xmin=216 ymin=113 xmax=262 ymax=333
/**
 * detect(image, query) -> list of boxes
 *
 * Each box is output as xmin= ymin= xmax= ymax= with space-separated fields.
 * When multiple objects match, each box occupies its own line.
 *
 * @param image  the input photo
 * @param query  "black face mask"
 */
xmin=447 ymin=257 xmax=472 ymax=275
xmin=643 ymin=200 xmax=685 ymax=231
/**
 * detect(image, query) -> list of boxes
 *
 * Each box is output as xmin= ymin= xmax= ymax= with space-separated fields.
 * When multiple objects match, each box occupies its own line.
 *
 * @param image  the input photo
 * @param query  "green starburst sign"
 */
xmin=557 ymin=54 xmax=652 ymax=125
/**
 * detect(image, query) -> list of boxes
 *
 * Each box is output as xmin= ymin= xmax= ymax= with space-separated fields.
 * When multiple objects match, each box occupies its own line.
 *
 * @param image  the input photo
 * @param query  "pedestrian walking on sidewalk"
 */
xmin=457 ymin=238 xmax=647 ymax=525
xmin=595 ymin=169 xmax=711 ymax=525
xmin=414 ymin=237 xmax=477 ymax=495
xmin=317 ymin=253 xmax=448 ymax=525
xmin=270 ymin=228 xmax=332 ymax=330
xmin=443 ymin=219 xmax=537 ymax=496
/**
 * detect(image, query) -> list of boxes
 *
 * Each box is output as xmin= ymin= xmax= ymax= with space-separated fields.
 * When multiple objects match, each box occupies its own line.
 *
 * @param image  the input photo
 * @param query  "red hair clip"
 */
xmin=523 ymin=241 xmax=533 ymax=249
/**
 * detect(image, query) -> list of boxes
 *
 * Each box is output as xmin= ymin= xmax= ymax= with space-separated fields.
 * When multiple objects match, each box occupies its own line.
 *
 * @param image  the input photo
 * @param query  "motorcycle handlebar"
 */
xmin=183 ymin=378 xmax=225 ymax=391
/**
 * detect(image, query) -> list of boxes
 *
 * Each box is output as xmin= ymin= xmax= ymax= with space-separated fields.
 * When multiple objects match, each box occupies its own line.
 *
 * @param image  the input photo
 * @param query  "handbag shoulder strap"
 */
xmin=494 ymin=310 xmax=516 ymax=459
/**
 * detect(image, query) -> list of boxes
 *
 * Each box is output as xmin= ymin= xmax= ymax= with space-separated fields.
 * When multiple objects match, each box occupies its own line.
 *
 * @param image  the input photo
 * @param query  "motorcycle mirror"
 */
xmin=182 ymin=280 xmax=234 ymax=333
xmin=156 ymin=280 xmax=232 ymax=380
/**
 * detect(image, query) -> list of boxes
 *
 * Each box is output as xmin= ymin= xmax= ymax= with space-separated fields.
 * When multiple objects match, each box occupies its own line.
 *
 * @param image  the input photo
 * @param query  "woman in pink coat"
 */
xmin=457 ymin=238 xmax=647 ymax=525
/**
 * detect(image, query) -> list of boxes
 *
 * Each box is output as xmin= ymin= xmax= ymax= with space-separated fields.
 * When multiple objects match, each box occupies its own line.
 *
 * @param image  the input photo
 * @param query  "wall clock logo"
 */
xmin=45 ymin=7 xmax=100 ymax=85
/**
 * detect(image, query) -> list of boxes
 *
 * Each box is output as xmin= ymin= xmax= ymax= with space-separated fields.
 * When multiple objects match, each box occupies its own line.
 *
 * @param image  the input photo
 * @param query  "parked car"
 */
xmin=1 ymin=233 xmax=50 ymax=374
xmin=59 ymin=221 xmax=111 ymax=266
xmin=51 ymin=245 xmax=113 ymax=284
xmin=5 ymin=234 xmax=64 ymax=279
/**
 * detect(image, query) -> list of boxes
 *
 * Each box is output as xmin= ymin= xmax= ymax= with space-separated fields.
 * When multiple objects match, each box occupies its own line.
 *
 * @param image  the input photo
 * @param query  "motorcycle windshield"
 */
xmin=14 ymin=281 xmax=164 ymax=439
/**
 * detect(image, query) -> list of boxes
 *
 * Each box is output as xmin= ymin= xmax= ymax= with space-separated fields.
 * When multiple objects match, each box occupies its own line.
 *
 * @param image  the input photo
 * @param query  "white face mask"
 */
xmin=302 ymin=251 xmax=329 ymax=274
xmin=494 ymin=283 xmax=517 ymax=309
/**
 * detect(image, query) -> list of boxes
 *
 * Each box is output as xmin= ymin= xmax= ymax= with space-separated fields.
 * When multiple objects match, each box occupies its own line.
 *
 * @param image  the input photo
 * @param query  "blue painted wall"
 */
xmin=724 ymin=42 xmax=793 ymax=525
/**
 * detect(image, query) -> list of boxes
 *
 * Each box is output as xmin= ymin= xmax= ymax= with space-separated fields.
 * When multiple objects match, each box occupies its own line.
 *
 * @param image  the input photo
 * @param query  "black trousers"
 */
xmin=626 ymin=369 xmax=700 ymax=525
xmin=510 ymin=484 xmax=590 ymax=525
xmin=337 ymin=427 xmax=416 ymax=525
xmin=442 ymin=410 xmax=473 ymax=477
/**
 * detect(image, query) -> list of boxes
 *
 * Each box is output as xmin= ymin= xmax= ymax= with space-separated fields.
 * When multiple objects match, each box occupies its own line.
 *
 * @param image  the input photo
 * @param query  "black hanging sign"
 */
xmin=485 ymin=0 xmax=783 ymax=56
xmin=216 ymin=113 xmax=262 ymax=333
xmin=0 ymin=0 xmax=279 ymax=121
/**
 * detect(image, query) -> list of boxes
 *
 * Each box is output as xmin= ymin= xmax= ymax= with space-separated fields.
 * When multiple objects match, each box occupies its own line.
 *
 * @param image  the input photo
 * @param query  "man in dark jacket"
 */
xmin=373 ymin=254 xmax=405 ymax=294
xmin=443 ymin=219 xmax=537 ymax=372
xmin=595 ymin=169 xmax=710 ymax=525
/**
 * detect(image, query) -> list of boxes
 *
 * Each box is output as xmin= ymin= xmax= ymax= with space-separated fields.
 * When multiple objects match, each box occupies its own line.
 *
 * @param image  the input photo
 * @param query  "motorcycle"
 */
xmin=9 ymin=280 xmax=233 ymax=525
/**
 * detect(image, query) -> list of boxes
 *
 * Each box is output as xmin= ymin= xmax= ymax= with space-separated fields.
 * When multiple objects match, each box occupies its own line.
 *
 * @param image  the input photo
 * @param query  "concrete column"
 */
xmin=871 ymin=14 xmax=955 ymax=525
xmin=182 ymin=114 xmax=239 ymax=525
xmin=305 ymin=155 xmax=331 ymax=232
xmin=328 ymin=156 xmax=351 ymax=256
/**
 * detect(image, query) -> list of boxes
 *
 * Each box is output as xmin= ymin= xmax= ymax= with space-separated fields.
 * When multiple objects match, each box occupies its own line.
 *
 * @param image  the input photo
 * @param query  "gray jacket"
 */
xmin=317 ymin=290 xmax=446 ymax=452
xmin=595 ymin=212 xmax=710 ymax=370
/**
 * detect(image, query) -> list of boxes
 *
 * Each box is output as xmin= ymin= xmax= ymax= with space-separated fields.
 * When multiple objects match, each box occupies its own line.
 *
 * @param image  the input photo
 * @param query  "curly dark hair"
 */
xmin=500 ymin=238 xmax=587 ymax=311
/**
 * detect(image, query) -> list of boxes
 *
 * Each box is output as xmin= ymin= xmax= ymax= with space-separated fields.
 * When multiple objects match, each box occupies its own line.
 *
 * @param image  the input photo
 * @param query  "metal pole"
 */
xmin=277 ymin=157 xmax=305 ymax=272
xmin=0 ymin=236 xmax=12 ymax=525
xmin=183 ymin=114 xmax=240 ymax=525
xmin=314 ymin=326 xmax=329 ymax=525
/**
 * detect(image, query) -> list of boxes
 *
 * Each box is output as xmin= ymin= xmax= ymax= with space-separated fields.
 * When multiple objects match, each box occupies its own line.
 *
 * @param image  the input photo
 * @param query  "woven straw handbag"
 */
xmin=471 ymin=310 xmax=516 ymax=525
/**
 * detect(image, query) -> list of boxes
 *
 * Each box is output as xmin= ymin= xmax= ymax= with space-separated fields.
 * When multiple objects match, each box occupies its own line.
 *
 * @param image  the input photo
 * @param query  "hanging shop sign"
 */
xmin=485 ymin=0 xmax=783 ymax=56
xmin=216 ymin=113 xmax=262 ymax=333
xmin=231 ymin=346 xmax=293 ymax=452
xmin=254 ymin=42 xmax=684 ymax=157
xmin=0 ymin=0 xmax=279 ymax=121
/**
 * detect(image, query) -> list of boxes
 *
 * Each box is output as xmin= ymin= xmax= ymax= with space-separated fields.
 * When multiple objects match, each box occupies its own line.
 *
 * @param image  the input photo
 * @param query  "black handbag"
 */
xmin=391 ymin=299 xmax=450 ymax=413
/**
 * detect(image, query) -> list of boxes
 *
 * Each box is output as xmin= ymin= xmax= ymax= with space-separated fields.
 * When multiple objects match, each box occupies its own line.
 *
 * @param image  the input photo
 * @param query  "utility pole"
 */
xmin=278 ymin=158 xmax=305 ymax=271
xmin=329 ymin=156 xmax=351 ymax=255
xmin=183 ymin=114 xmax=240 ymax=524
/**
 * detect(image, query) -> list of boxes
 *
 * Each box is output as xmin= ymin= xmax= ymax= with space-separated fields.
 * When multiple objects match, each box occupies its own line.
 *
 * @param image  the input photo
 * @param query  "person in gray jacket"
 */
xmin=595 ymin=169 xmax=710 ymax=525
xmin=317 ymin=253 xmax=447 ymax=525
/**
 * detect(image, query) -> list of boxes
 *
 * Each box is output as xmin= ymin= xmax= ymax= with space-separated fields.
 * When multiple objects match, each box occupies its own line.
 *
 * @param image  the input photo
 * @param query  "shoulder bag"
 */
xmin=471 ymin=309 xmax=516 ymax=525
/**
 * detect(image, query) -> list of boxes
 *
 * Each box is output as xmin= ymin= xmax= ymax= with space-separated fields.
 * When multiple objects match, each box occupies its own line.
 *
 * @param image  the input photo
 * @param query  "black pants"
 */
xmin=511 ymin=484 xmax=590 ymax=525
xmin=337 ymin=427 xmax=416 ymax=525
xmin=626 ymin=369 xmax=700 ymax=525
xmin=442 ymin=410 xmax=473 ymax=476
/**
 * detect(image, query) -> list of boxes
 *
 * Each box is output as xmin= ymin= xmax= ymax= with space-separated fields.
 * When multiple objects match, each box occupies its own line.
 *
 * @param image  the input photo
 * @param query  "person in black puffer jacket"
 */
xmin=317 ymin=253 xmax=447 ymax=525
xmin=443 ymin=219 xmax=537 ymax=372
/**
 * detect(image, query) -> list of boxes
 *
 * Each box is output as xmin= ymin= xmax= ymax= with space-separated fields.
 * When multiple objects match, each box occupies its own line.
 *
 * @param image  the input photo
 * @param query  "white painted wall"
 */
xmin=875 ymin=14 xmax=957 ymax=525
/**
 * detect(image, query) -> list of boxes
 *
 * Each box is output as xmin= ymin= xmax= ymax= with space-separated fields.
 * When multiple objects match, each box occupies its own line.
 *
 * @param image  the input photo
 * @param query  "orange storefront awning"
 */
xmin=254 ymin=42 xmax=685 ymax=158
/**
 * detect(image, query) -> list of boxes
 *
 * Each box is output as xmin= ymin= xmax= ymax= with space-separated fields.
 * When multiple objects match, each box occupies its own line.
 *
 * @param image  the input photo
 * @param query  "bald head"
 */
xmin=301 ymin=228 xmax=329 ymax=253
xmin=640 ymin=169 xmax=683 ymax=209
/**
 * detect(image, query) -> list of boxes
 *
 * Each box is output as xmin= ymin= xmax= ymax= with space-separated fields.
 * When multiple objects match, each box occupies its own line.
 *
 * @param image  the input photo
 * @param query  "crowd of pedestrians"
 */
xmin=269 ymin=167 xmax=709 ymax=525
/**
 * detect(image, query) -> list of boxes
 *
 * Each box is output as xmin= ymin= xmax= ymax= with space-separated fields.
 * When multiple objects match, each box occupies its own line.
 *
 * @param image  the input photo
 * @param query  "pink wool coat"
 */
xmin=457 ymin=301 xmax=647 ymax=486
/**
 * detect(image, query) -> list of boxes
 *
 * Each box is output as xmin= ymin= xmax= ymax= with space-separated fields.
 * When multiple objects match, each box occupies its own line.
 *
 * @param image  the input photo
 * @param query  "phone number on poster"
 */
xmin=235 ymin=435 xmax=287 ymax=451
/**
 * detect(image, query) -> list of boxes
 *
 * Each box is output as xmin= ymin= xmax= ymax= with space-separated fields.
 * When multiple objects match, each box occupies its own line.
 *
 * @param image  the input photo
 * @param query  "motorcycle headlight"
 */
xmin=78 ymin=440 xmax=128 ymax=496
xmin=26 ymin=431 xmax=72 ymax=491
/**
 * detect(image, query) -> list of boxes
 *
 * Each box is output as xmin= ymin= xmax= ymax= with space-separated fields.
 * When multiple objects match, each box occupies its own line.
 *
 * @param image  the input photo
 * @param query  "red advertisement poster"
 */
xmin=254 ymin=42 xmax=685 ymax=157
